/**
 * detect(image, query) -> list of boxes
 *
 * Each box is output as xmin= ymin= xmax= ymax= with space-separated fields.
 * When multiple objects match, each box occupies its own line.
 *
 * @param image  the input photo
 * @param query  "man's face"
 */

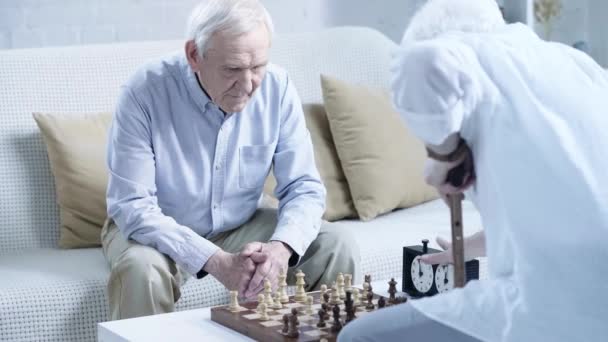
xmin=186 ymin=24 xmax=270 ymax=113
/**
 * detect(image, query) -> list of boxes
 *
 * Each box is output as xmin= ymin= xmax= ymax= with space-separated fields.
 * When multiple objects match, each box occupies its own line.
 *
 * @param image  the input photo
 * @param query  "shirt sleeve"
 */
xmin=269 ymin=74 xmax=327 ymax=265
xmin=390 ymin=40 xmax=482 ymax=146
xmin=106 ymin=86 xmax=219 ymax=276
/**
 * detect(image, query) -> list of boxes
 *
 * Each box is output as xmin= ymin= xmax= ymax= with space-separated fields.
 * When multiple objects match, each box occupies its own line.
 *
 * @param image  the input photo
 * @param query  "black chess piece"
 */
xmin=366 ymin=291 xmax=375 ymax=310
xmin=288 ymin=310 xmax=300 ymax=338
xmin=364 ymin=274 xmax=372 ymax=284
xmin=317 ymin=309 xmax=327 ymax=328
xmin=394 ymin=296 xmax=408 ymax=304
xmin=378 ymin=296 xmax=386 ymax=308
xmin=291 ymin=308 xmax=300 ymax=326
xmin=368 ymin=283 xmax=373 ymax=295
xmin=323 ymin=291 xmax=330 ymax=304
xmin=321 ymin=303 xmax=330 ymax=320
xmin=388 ymin=278 xmax=398 ymax=303
xmin=331 ymin=304 xmax=343 ymax=333
xmin=282 ymin=314 xmax=289 ymax=334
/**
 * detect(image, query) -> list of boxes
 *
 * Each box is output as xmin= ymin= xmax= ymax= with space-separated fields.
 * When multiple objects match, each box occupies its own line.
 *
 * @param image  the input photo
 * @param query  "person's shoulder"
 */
xmin=123 ymin=51 xmax=186 ymax=95
xmin=264 ymin=63 xmax=289 ymax=86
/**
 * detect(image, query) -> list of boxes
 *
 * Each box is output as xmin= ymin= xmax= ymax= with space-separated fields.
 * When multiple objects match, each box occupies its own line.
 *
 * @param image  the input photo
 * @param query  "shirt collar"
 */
xmin=181 ymin=54 xmax=216 ymax=113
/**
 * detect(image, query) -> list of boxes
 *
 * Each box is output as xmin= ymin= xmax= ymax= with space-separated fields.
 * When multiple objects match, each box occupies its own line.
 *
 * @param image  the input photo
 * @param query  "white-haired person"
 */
xmin=103 ymin=0 xmax=360 ymax=320
xmin=340 ymin=0 xmax=608 ymax=341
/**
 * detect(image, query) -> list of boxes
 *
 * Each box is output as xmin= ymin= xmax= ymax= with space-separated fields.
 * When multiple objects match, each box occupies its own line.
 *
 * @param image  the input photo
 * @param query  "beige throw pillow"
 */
xmin=33 ymin=112 xmax=112 ymax=248
xmin=264 ymin=104 xmax=357 ymax=221
xmin=321 ymin=75 xmax=438 ymax=221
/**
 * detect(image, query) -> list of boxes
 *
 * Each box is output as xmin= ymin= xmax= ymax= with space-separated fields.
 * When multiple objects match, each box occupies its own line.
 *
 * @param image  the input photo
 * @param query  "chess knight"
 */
xmin=340 ymin=0 xmax=608 ymax=341
xmin=102 ymin=0 xmax=360 ymax=320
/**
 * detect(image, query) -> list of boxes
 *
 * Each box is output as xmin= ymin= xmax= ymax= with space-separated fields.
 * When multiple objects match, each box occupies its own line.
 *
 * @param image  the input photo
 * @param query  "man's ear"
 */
xmin=185 ymin=40 xmax=201 ymax=71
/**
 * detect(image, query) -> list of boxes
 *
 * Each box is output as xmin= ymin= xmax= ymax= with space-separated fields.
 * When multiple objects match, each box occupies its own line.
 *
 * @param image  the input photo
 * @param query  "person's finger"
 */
xmin=436 ymin=237 xmax=451 ymax=251
xmin=249 ymin=252 xmax=269 ymax=264
xmin=239 ymin=242 xmax=263 ymax=257
xmin=420 ymin=251 xmax=452 ymax=265
xmin=245 ymin=260 xmax=272 ymax=297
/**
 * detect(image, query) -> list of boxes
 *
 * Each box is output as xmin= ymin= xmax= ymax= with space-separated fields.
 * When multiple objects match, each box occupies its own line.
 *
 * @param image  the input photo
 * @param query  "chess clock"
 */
xmin=403 ymin=239 xmax=479 ymax=297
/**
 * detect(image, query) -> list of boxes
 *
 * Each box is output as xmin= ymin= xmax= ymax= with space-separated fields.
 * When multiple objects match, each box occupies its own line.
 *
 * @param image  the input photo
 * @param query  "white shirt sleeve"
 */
xmin=390 ymin=40 xmax=482 ymax=146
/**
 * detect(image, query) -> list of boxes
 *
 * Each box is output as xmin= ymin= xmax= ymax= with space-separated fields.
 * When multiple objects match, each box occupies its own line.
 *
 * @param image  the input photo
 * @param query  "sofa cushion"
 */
xmin=33 ymin=112 xmax=112 ymax=248
xmin=321 ymin=75 xmax=438 ymax=221
xmin=264 ymin=104 xmax=357 ymax=221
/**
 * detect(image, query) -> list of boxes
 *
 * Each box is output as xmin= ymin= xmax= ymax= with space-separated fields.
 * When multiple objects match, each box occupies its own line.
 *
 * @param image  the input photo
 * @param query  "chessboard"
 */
xmin=211 ymin=289 xmax=403 ymax=342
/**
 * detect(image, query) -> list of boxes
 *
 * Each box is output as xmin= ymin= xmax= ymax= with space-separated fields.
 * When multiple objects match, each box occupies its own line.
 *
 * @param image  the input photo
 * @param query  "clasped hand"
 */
xmin=205 ymin=241 xmax=292 ymax=299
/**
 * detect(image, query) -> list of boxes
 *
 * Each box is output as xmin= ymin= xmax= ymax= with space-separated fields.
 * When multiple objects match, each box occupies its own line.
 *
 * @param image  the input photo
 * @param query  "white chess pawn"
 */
xmin=228 ymin=290 xmax=241 ymax=312
xmin=306 ymin=295 xmax=314 ymax=315
xmin=320 ymin=284 xmax=328 ymax=297
xmin=352 ymin=288 xmax=361 ymax=307
xmin=256 ymin=294 xmax=265 ymax=314
xmin=264 ymin=279 xmax=275 ymax=306
xmin=294 ymin=269 xmax=307 ymax=302
xmin=344 ymin=274 xmax=353 ymax=292
xmin=273 ymin=291 xmax=283 ymax=309
xmin=331 ymin=284 xmax=341 ymax=305
xmin=278 ymin=268 xmax=289 ymax=303
xmin=362 ymin=282 xmax=369 ymax=301
xmin=259 ymin=303 xmax=269 ymax=321
xmin=337 ymin=272 xmax=346 ymax=299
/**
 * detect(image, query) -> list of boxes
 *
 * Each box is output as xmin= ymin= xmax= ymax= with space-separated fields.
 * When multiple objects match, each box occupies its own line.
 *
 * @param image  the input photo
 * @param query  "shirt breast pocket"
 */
xmin=239 ymin=145 xmax=274 ymax=189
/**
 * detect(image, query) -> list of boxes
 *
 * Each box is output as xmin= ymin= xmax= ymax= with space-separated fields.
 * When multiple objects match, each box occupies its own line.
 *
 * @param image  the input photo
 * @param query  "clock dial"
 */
xmin=410 ymin=256 xmax=434 ymax=294
xmin=434 ymin=264 xmax=454 ymax=293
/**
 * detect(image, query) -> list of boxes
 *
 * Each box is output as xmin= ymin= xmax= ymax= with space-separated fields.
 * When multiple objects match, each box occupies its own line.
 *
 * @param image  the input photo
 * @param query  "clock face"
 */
xmin=434 ymin=264 xmax=454 ymax=293
xmin=410 ymin=256 xmax=434 ymax=294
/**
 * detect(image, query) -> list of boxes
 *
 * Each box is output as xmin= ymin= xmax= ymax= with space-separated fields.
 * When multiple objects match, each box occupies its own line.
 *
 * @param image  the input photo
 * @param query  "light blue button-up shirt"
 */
xmin=106 ymin=52 xmax=326 ymax=276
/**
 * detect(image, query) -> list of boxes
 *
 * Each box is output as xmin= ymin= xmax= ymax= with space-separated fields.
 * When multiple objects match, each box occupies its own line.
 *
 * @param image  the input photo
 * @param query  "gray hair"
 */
xmin=402 ymin=0 xmax=505 ymax=44
xmin=186 ymin=0 xmax=274 ymax=57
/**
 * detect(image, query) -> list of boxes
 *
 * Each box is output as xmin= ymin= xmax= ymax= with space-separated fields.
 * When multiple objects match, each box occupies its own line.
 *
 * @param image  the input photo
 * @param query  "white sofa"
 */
xmin=0 ymin=27 xmax=484 ymax=342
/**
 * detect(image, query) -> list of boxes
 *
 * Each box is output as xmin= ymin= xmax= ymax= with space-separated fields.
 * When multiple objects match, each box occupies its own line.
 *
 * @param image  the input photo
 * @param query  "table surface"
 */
xmin=98 ymin=281 xmax=396 ymax=342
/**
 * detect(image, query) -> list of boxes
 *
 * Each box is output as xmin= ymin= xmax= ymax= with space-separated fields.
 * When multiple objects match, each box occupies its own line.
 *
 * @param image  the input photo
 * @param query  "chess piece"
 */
xmin=366 ymin=291 xmax=375 ymax=310
xmin=294 ymin=269 xmax=307 ymax=302
xmin=368 ymin=282 xmax=374 ymax=295
xmin=320 ymin=284 xmax=328 ymax=297
xmin=306 ymin=295 xmax=314 ymax=315
xmin=352 ymin=288 xmax=361 ymax=306
xmin=317 ymin=309 xmax=327 ymax=328
xmin=337 ymin=273 xmax=346 ymax=299
xmin=291 ymin=308 xmax=300 ymax=326
xmin=344 ymin=273 xmax=353 ymax=292
xmin=323 ymin=291 xmax=330 ymax=305
xmin=331 ymin=304 xmax=343 ymax=333
xmin=362 ymin=282 xmax=369 ymax=301
xmin=287 ymin=311 xmax=300 ymax=338
xmin=364 ymin=274 xmax=372 ymax=284
xmin=388 ymin=278 xmax=398 ymax=304
xmin=263 ymin=279 xmax=274 ymax=306
xmin=378 ymin=296 xmax=386 ymax=308
xmin=344 ymin=290 xmax=356 ymax=323
xmin=331 ymin=284 xmax=341 ymax=305
xmin=256 ymin=294 xmax=265 ymax=314
xmin=278 ymin=268 xmax=289 ymax=303
xmin=282 ymin=314 xmax=289 ymax=334
xmin=259 ymin=303 xmax=269 ymax=321
xmin=273 ymin=291 xmax=283 ymax=309
xmin=321 ymin=303 xmax=330 ymax=320
xmin=228 ymin=290 xmax=241 ymax=312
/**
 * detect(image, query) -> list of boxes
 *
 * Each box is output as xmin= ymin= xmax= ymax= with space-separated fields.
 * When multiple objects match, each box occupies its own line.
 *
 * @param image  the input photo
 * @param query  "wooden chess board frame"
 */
xmin=211 ymin=290 xmax=394 ymax=342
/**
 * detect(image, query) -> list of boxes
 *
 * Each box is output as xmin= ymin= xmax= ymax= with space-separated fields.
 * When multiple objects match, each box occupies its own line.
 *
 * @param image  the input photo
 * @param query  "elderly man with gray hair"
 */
xmin=102 ymin=0 xmax=359 ymax=320
xmin=341 ymin=0 xmax=608 ymax=341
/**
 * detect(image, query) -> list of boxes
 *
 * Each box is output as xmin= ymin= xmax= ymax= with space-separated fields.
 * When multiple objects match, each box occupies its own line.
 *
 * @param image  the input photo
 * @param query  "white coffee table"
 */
xmin=98 ymin=281 xmax=396 ymax=342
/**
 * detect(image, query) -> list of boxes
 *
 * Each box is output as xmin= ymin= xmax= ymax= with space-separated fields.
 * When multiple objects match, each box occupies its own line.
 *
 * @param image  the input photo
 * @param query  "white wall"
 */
xmin=0 ymin=0 xmax=605 ymax=65
xmin=0 ymin=0 xmax=420 ymax=49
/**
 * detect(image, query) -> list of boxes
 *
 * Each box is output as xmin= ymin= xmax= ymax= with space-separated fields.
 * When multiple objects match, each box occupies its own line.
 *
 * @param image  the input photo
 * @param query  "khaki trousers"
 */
xmin=101 ymin=208 xmax=360 ymax=320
